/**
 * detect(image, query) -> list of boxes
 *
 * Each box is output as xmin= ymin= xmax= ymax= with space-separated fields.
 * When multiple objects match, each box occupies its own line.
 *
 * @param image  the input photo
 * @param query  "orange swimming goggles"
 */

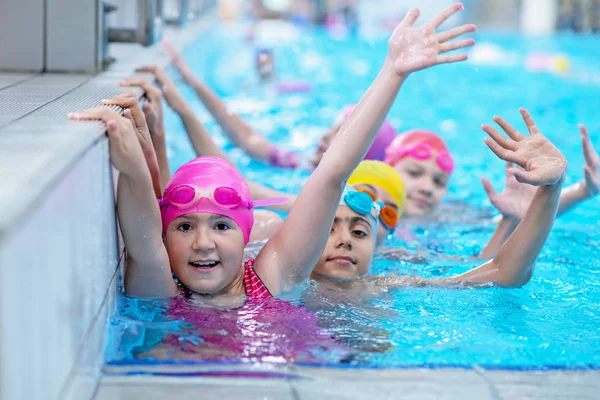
xmin=354 ymin=187 xmax=399 ymax=230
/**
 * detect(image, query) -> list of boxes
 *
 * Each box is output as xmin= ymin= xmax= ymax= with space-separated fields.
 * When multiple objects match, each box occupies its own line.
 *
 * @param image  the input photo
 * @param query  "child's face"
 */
xmin=393 ymin=156 xmax=450 ymax=215
xmin=351 ymin=183 xmax=398 ymax=246
xmin=313 ymin=206 xmax=376 ymax=279
xmin=164 ymin=212 xmax=245 ymax=294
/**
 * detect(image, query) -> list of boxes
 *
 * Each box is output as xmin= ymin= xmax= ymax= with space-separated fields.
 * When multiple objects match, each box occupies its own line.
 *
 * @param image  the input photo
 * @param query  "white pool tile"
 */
xmin=95 ymin=376 xmax=295 ymax=400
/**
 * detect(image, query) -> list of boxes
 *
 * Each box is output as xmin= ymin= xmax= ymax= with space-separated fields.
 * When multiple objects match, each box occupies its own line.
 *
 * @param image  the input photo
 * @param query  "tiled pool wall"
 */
xmin=0 ymin=13 xmax=213 ymax=400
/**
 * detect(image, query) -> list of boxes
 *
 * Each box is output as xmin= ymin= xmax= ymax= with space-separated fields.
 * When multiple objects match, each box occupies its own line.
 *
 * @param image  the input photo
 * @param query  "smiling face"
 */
xmin=313 ymin=206 xmax=376 ymax=279
xmin=351 ymin=183 xmax=398 ymax=246
xmin=392 ymin=156 xmax=450 ymax=215
xmin=164 ymin=212 xmax=246 ymax=295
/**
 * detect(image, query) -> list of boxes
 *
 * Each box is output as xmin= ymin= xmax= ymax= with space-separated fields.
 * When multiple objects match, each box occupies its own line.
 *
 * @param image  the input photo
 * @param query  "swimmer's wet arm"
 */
xmin=557 ymin=124 xmax=600 ymax=216
xmin=253 ymin=4 xmax=476 ymax=293
xmin=69 ymin=107 xmax=177 ymax=297
xmin=163 ymin=41 xmax=274 ymax=163
xmin=450 ymin=110 xmax=567 ymax=287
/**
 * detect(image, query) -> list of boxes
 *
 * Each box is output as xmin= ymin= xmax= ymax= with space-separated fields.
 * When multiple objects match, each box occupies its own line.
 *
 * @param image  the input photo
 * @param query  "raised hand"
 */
xmin=120 ymin=78 xmax=164 ymax=139
xmin=69 ymin=94 xmax=162 ymax=199
xmin=135 ymin=65 xmax=187 ymax=112
xmin=579 ymin=124 xmax=600 ymax=197
xmin=481 ymin=162 xmax=536 ymax=221
xmin=68 ymin=108 xmax=145 ymax=177
xmin=482 ymin=108 xmax=567 ymax=187
xmin=162 ymin=40 xmax=196 ymax=85
xmin=387 ymin=3 xmax=476 ymax=77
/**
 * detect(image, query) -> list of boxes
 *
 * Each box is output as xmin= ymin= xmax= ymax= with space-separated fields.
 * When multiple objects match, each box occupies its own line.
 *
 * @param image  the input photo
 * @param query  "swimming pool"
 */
xmin=107 ymin=23 xmax=600 ymax=370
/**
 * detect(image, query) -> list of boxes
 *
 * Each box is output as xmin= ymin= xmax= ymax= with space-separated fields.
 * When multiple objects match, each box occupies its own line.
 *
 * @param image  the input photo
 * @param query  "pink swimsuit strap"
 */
xmin=243 ymin=258 xmax=272 ymax=299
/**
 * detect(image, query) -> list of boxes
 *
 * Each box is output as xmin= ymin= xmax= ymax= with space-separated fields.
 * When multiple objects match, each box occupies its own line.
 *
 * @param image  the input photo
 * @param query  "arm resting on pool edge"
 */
xmin=253 ymin=4 xmax=476 ymax=295
xmin=69 ymin=107 xmax=177 ymax=297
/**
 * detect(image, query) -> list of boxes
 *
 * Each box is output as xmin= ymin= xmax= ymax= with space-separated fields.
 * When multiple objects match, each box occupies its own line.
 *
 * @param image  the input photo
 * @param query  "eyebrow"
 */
xmin=334 ymin=216 xmax=372 ymax=231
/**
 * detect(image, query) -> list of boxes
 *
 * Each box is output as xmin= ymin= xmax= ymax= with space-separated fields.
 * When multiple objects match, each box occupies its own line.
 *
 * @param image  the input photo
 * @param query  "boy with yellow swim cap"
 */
xmin=348 ymin=160 xmax=406 ymax=245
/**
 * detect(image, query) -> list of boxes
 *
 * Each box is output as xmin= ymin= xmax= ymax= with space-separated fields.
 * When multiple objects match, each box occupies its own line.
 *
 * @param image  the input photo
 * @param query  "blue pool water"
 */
xmin=107 ymin=23 xmax=600 ymax=369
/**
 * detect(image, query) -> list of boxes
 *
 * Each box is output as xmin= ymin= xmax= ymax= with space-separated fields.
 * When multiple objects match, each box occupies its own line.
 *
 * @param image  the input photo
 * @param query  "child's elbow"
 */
xmin=496 ymin=270 xmax=534 ymax=288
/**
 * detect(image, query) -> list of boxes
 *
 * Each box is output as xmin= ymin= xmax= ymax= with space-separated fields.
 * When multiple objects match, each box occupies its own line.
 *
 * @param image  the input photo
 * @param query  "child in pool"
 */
xmin=162 ymin=41 xmax=398 ymax=170
xmin=312 ymin=108 xmax=569 ymax=290
xmin=70 ymin=4 xmax=477 ymax=305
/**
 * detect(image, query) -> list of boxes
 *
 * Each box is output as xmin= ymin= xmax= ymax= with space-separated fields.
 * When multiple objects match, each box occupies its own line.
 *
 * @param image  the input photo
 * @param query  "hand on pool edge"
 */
xmin=69 ymin=107 xmax=147 ymax=179
xmin=100 ymin=94 xmax=162 ymax=199
xmin=482 ymin=108 xmax=567 ymax=188
xmin=387 ymin=3 xmax=476 ymax=77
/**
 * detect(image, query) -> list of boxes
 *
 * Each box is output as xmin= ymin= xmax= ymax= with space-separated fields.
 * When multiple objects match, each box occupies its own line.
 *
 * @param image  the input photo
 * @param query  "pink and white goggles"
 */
xmin=394 ymin=142 xmax=454 ymax=173
xmin=159 ymin=184 xmax=287 ymax=210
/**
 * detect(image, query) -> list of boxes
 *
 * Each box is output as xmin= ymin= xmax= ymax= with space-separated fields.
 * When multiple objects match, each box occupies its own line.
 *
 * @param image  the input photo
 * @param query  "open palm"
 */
xmin=482 ymin=108 xmax=567 ymax=187
xmin=388 ymin=3 xmax=476 ymax=76
xmin=482 ymin=162 xmax=536 ymax=221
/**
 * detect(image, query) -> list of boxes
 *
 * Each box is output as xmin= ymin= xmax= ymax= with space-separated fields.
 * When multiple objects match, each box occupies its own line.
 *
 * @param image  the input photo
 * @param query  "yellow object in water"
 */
xmin=552 ymin=55 xmax=570 ymax=74
xmin=348 ymin=160 xmax=407 ymax=216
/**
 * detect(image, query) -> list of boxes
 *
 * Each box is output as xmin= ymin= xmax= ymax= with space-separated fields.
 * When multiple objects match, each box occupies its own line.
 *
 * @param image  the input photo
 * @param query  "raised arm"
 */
xmin=557 ymin=124 xmax=599 ymax=215
xmin=387 ymin=109 xmax=567 ymax=289
xmin=478 ymin=123 xmax=599 ymax=259
xmin=255 ymin=4 xmax=476 ymax=293
xmin=68 ymin=107 xmax=177 ymax=297
xmin=163 ymin=40 xmax=275 ymax=163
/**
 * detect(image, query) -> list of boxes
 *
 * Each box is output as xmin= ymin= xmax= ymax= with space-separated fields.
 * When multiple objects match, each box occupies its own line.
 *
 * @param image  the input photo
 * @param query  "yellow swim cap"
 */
xmin=348 ymin=160 xmax=407 ymax=216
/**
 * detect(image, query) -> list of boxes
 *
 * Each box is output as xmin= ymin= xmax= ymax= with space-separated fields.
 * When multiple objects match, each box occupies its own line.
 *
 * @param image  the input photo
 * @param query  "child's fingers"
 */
xmin=519 ymin=108 xmax=540 ymax=135
xmin=437 ymin=23 xmax=476 ymax=43
xmin=492 ymin=116 xmax=524 ymax=141
xmin=482 ymin=124 xmax=517 ymax=150
xmin=505 ymin=161 xmax=514 ymax=178
xmin=510 ymin=168 xmax=536 ymax=185
xmin=435 ymin=53 xmax=468 ymax=65
xmin=430 ymin=2 xmax=463 ymax=28
xmin=68 ymin=107 xmax=119 ymax=122
xmin=400 ymin=8 xmax=420 ymax=28
xmin=439 ymin=38 xmax=475 ymax=54
xmin=579 ymin=124 xmax=599 ymax=167
xmin=103 ymin=97 xmax=148 ymax=131
xmin=481 ymin=177 xmax=497 ymax=200
xmin=484 ymin=138 xmax=519 ymax=164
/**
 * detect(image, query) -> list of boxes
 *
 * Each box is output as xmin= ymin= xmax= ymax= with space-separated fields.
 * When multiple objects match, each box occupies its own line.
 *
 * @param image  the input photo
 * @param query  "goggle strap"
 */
xmin=252 ymin=197 xmax=289 ymax=208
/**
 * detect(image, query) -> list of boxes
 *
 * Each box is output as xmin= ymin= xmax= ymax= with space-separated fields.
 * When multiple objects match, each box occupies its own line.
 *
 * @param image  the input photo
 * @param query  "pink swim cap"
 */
xmin=384 ymin=130 xmax=454 ymax=173
xmin=159 ymin=157 xmax=287 ymax=244
xmin=337 ymin=104 xmax=397 ymax=161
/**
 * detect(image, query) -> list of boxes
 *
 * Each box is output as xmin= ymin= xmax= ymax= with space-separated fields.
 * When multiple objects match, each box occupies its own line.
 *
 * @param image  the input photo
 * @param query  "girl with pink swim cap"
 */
xmin=384 ymin=129 xmax=455 ymax=216
xmin=69 ymin=4 xmax=483 ymax=306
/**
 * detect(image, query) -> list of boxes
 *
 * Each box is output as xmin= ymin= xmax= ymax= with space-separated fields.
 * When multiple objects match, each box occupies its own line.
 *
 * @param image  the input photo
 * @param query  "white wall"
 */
xmin=0 ymin=139 xmax=120 ymax=400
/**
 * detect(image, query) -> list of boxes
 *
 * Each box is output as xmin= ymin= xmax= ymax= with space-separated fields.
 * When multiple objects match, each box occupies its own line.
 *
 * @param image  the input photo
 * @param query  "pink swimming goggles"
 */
xmin=159 ymin=184 xmax=286 ymax=210
xmin=388 ymin=142 xmax=454 ymax=173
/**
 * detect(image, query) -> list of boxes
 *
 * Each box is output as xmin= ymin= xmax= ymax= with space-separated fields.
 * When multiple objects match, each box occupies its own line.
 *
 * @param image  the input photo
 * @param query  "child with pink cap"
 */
xmin=70 ymin=4 xmax=477 ymax=305
xmin=384 ymin=129 xmax=454 ymax=216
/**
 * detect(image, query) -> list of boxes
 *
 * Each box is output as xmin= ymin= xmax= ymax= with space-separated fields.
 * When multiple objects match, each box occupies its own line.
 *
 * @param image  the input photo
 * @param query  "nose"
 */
xmin=416 ymin=178 xmax=434 ymax=198
xmin=191 ymin=229 xmax=215 ymax=253
xmin=334 ymin=228 xmax=353 ymax=250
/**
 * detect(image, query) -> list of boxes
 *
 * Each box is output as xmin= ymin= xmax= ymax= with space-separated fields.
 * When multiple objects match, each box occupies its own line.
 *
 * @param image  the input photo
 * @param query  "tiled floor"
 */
xmin=95 ymin=364 xmax=600 ymax=399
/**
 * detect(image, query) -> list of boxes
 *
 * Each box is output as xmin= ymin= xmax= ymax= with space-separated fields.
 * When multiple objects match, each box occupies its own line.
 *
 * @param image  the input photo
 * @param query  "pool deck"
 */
xmin=96 ymin=364 xmax=600 ymax=399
